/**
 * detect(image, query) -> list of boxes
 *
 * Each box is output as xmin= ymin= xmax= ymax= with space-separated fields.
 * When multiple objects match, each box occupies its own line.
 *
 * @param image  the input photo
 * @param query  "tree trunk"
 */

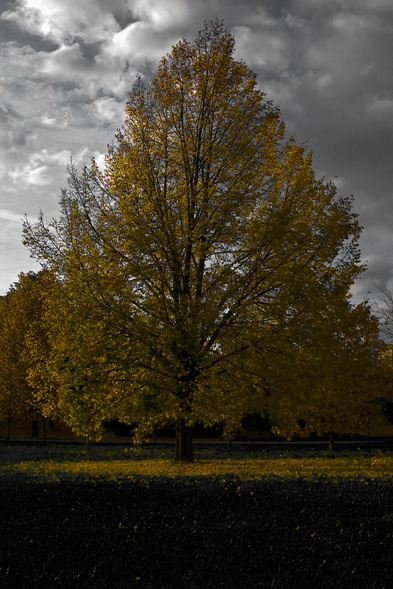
xmin=6 ymin=416 xmax=11 ymax=442
xmin=367 ymin=416 xmax=371 ymax=451
xmin=329 ymin=431 xmax=335 ymax=451
xmin=6 ymin=392 xmax=12 ymax=441
xmin=175 ymin=418 xmax=194 ymax=462
xmin=41 ymin=416 xmax=47 ymax=446
xmin=31 ymin=419 xmax=39 ymax=438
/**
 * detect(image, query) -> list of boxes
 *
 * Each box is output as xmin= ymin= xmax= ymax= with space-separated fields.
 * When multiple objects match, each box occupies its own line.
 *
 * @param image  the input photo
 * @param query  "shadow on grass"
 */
xmin=1 ymin=444 xmax=393 ymax=588
xmin=1 ymin=475 xmax=393 ymax=588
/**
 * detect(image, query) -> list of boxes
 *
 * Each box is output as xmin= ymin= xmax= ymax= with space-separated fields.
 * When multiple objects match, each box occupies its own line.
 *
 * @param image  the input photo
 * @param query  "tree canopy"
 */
xmin=23 ymin=21 xmax=384 ymax=460
xmin=0 ymin=271 xmax=57 ymax=442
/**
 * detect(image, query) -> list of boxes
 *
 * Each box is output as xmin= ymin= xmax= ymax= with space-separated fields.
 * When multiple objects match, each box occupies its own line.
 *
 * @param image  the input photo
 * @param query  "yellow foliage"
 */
xmin=3 ymin=455 xmax=393 ymax=482
xmin=21 ymin=22 xmax=380 ymax=456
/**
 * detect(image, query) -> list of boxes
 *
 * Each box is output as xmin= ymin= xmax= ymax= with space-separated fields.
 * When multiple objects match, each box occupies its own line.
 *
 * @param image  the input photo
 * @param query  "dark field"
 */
xmin=1 ymin=443 xmax=393 ymax=588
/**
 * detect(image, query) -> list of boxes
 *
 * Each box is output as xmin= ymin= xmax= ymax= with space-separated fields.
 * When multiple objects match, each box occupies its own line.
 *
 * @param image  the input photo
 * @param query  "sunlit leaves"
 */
xmin=22 ymin=21 xmax=377 ymax=455
xmin=4 ymin=453 xmax=393 ymax=483
xmin=0 ymin=271 xmax=57 ymax=430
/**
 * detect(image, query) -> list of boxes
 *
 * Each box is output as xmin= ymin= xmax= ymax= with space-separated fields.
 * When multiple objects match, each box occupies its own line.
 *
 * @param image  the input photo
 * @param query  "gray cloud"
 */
xmin=0 ymin=9 xmax=58 ymax=52
xmin=1 ymin=0 xmax=121 ymax=46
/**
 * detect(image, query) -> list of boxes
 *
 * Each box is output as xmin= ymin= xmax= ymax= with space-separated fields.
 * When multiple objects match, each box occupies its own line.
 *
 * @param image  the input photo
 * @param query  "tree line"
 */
xmin=1 ymin=22 xmax=392 ymax=459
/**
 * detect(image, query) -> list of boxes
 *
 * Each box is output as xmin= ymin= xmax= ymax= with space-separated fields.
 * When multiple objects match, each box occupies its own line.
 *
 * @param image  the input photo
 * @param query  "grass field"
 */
xmin=2 ymin=442 xmax=393 ymax=481
xmin=1 ymin=443 xmax=393 ymax=588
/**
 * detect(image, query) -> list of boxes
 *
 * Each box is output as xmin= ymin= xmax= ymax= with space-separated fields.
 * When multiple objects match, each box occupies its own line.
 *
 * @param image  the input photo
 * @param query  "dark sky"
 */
xmin=1 ymin=0 xmax=393 ymax=303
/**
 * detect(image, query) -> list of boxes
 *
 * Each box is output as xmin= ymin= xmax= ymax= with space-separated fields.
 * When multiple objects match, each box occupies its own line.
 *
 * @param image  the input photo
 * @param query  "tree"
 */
xmin=374 ymin=282 xmax=393 ymax=344
xmin=45 ymin=287 xmax=128 ymax=451
xmin=0 ymin=271 xmax=57 ymax=442
xmin=24 ymin=21 xmax=371 ymax=461
xmin=266 ymin=299 xmax=391 ymax=447
xmin=20 ymin=271 xmax=60 ymax=443
xmin=0 ymin=293 xmax=31 ymax=440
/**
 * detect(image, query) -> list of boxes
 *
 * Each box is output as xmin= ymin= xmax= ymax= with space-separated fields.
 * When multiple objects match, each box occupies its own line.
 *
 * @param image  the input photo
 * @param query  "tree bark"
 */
xmin=6 ymin=392 xmax=12 ymax=441
xmin=31 ymin=419 xmax=39 ymax=438
xmin=41 ymin=416 xmax=47 ymax=446
xmin=175 ymin=418 xmax=194 ymax=462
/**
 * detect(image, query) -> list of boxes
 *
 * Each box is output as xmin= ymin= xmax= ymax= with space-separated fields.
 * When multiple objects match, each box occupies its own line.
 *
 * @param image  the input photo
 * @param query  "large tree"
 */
xmin=24 ymin=22 xmax=373 ymax=460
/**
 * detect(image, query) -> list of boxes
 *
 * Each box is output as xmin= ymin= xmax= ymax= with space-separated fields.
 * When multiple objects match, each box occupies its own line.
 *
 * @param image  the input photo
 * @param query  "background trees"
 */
xmin=265 ymin=299 xmax=390 ymax=445
xmin=0 ymin=292 xmax=30 ymax=440
xmin=0 ymin=271 xmax=56 ymax=442
xmin=23 ymin=22 xmax=383 ymax=460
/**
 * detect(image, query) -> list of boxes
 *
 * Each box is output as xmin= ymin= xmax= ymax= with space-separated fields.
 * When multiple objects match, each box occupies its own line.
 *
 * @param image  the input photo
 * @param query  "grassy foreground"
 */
xmin=2 ymin=442 xmax=393 ymax=481
xmin=1 ymin=444 xmax=393 ymax=588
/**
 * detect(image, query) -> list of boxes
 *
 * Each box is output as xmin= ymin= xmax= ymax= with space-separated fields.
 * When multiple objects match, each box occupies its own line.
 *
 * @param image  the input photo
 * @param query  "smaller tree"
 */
xmin=47 ymin=297 xmax=132 ymax=451
xmin=0 ymin=272 xmax=57 ymax=441
xmin=21 ymin=271 xmax=59 ymax=437
xmin=375 ymin=282 xmax=393 ymax=343
xmin=266 ymin=299 xmax=392 ymax=445
xmin=0 ymin=294 xmax=30 ymax=439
